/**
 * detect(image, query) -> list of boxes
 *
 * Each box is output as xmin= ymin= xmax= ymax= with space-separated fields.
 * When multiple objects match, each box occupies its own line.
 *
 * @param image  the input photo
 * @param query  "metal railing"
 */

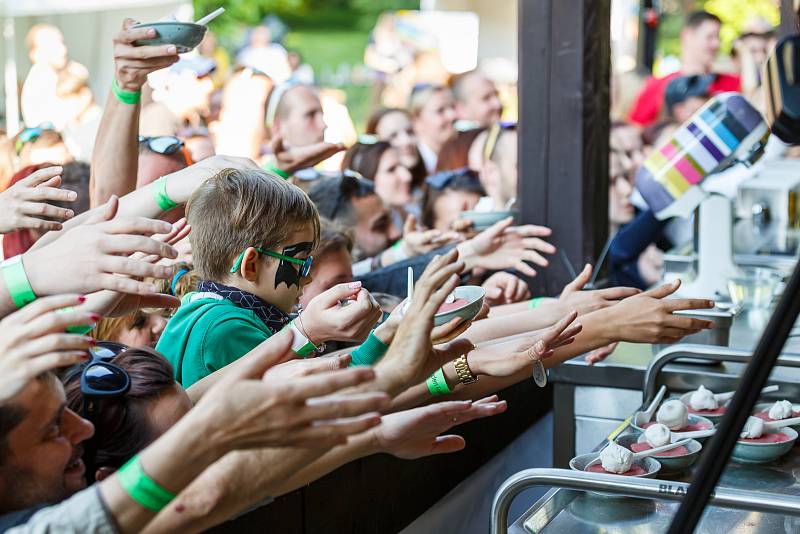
xmin=490 ymin=467 xmax=800 ymax=534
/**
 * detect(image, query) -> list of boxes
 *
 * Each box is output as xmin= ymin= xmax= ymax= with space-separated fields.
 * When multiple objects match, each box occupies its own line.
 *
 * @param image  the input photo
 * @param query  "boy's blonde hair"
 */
xmin=187 ymin=168 xmax=320 ymax=280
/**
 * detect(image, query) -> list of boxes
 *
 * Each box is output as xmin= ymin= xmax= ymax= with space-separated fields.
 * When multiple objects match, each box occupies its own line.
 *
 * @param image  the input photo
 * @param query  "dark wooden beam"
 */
xmin=517 ymin=0 xmax=611 ymax=296
xmin=779 ymin=0 xmax=799 ymax=39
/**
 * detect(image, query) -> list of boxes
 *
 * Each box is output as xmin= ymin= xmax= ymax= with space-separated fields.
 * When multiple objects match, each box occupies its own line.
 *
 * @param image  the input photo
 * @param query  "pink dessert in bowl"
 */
xmin=642 ymin=420 xmax=712 ymax=433
xmin=739 ymin=432 xmax=792 ymax=444
xmin=754 ymin=411 xmax=800 ymax=422
xmin=437 ymin=298 xmax=470 ymax=314
xmin=688 ymin=406 xmax=727 ymax=416
xmin=585 ymin=464 xmax=647 ymax=476
xmin=629 ymin=442 xmax=690 ymax=457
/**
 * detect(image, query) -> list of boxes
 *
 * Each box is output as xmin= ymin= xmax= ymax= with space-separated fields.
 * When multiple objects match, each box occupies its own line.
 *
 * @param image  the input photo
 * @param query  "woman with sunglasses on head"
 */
xmin=365 ymin=107 xmax=427 ymax=192
xmin=421 ymin=167 xmax=484 ymax=232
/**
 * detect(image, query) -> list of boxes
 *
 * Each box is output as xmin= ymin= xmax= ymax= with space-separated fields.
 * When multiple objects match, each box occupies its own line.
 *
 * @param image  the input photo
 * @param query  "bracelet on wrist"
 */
xmin=1 ymin=255 xmax=36 ymax=309
xmin=266 ymin=162 xmax=291 ymax=180
xmin=426 ymin=367 xmax=452 ymax=396
xmin=453 ymin=354 xmax=478 ymax=385
xmin=117 ymin=455 xmax=176 ymax=512
xmin=111 ymin=78 xmax=141 ymax=105
xmin=288 ymin=318 xmax=321 ymax=357
xmin=151 ymin=176 xmax=177 ymax=211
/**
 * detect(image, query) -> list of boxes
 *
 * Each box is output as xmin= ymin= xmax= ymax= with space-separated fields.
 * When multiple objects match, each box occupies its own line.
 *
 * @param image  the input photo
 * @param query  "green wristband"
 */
xmin=57 ymin=307 xmax=95 ymax=335
xmin=1 ymin=256 xmax=36 ymax=309
xmin=529 ymin=297 xmax=545 ymax=309
xmin=288 ymin=320 xmax=318 ymax=357
xmin=111 ymin=78 xmax=141 ymax=105
xmin=152 ymin=176 xmax=177 ymax=211
xmin=426 ymin=367 xmax=452 ymax=396
xmin=267 ymin=162 xmax=291 ymax=180
xmin=117 ymin=455 xmax=176 ymax=512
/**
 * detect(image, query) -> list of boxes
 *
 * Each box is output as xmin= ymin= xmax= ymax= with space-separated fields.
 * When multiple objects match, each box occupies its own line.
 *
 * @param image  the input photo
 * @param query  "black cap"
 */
xmin=665 ymin=74 xmax=715 ymax=112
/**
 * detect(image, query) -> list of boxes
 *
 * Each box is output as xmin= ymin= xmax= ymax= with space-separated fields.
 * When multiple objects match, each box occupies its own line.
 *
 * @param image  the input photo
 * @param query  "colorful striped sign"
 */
xmin=636 ymin=93 xmax=767 ymax=217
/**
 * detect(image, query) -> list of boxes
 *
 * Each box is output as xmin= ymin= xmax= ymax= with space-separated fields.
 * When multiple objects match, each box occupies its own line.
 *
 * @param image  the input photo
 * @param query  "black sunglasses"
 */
xmin=76 ymin=342 xmax=131 ymax=484
xmin=328 ymin=172 xmax=376 ymax=221
xmin=425 ymin=167 xmax=480 ymax=190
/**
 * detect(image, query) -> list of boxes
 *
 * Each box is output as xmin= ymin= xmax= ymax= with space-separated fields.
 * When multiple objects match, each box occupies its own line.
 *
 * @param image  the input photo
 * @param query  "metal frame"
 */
xmin=491 ymin=468 xmax=800 ymax=534
xmin=642 ymin=344 xmax=800 ymax=405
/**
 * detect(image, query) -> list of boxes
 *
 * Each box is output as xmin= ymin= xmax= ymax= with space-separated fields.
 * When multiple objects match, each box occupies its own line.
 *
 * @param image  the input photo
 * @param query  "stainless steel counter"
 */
xmin=495 ymin=304 xmax=800 ymax=533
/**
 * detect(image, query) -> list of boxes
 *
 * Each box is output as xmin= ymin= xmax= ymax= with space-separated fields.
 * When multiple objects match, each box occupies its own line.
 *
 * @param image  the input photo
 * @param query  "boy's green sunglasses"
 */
xmin=230 ymin=247 xmax=313 ymax=276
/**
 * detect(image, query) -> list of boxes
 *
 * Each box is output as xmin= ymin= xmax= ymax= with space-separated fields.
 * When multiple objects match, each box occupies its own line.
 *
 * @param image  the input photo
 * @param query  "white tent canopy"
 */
xmin=1 ymin=0 xmax=190 ymax=132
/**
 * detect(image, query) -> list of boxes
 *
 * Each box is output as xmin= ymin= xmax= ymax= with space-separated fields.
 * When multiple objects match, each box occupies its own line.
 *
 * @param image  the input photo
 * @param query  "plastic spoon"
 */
xmin=635 ymin=385 xmax=667 ymax=427
xmin=585 ymin=438 xmax=692 ymax=469
xmin=195 ymin=7 xmax=225 ymax=26
xmin=671 ymin=428 xmax=716 ymax=440
xmin=401 ymin=267 xmax=413 ymax=314
xmin=763 ymin=416 xmax=800 ymax=430
xmin=714 ymin=384 xmax=779 ymax=403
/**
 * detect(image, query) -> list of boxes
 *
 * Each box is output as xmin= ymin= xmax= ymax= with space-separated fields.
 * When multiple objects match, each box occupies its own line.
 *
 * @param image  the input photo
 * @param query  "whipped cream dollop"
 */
xmin=740 ymin=416 xmax=765 ymax=439
xmin=644 ymin=423 xmax=672 ymax=448
xmin=656 ymin=399 xmax=689 ymax=430
xmin=689 ymin=385 xmax=719 ymax=411
xmin=599 ymin=442 xmax=633 ymax=474
xmin=768 ymin=400 xmax=794 ymax=420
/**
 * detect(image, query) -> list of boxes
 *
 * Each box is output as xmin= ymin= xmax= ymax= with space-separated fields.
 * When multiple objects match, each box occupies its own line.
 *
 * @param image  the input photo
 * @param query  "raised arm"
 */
xmin=91 ymin=19 xmax=179 ymax=206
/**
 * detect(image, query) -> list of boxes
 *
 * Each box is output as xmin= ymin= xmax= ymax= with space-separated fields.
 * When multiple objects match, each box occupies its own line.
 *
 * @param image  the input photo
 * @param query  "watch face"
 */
xmin=532 ymin=360 xmax=548 ymax=387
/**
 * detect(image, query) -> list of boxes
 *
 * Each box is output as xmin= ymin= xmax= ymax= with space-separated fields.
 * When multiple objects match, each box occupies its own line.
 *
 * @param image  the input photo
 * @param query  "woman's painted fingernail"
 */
xmin=89 ymin=313 xmax=100 ymax=322
xmin=77 ymin=295 xmax=86 ymax=303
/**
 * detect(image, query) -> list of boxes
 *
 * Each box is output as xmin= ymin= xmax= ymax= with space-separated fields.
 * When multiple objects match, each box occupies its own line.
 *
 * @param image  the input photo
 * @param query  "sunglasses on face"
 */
xmin=138 ymin=135 xmax=194 ymax=165
xmin=15 ymin=122 xmax=55 ymax=153
xmin=230 ymin=247 xmax=314 ymax=277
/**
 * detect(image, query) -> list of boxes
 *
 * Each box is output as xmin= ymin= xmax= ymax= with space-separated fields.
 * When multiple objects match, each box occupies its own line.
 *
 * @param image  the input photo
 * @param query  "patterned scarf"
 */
xmin=197 ymin=280 xmax=292 ymax=334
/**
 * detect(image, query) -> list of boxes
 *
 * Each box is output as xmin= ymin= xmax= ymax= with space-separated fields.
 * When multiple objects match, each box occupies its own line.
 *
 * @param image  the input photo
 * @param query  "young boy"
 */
xmin=156 ymin=168 xmax=386 ymax=387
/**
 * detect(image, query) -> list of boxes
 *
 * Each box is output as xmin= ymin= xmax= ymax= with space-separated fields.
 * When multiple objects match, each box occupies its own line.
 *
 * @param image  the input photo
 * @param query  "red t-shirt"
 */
xmin=627 ymin=71 xmax=741 ymax=127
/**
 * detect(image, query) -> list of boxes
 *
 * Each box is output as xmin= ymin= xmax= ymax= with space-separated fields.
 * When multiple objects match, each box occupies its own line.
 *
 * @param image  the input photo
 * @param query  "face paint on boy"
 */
xmin=274 ymin=242 xmax=313 ymax=289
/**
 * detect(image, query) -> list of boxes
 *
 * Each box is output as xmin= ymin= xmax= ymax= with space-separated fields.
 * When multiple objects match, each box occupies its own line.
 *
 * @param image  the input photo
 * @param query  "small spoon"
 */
xmin=670 ymin=428 xmax=716 ymax=440
xmin=401 ymin=266 xmax=413 ymax=314
xmin=713 ymin=384 xmax=779 ymax=403
xmin=635 ymin=385 xmax=667 ymax=427
xmin=585 ymin=438 xmax=692 ymax=470
xmin=764 ymin=415 xmax=800 ymax=430
xmin=195 ymin=7 xmax=225 ymax=26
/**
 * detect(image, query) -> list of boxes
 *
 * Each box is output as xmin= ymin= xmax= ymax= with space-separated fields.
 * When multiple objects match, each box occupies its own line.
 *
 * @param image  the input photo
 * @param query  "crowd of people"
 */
xmin=0 ymin=8 xmax=779 ymax=533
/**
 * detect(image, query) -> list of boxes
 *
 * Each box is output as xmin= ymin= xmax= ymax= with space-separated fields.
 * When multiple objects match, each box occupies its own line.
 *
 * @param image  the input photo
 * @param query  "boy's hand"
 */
xmin=300 ymin=282 xmax=382 ymax=344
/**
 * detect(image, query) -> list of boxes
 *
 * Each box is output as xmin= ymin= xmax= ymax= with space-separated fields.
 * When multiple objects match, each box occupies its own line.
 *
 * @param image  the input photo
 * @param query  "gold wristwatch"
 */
xmin=453 ymin=354 xmax=478 ymax=385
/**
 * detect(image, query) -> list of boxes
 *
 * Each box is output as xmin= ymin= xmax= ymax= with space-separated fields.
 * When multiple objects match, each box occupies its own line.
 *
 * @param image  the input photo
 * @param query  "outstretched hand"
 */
xmin=270 ymin=135 xmax=345 ymax=175
xmin=559 ymin=264 xmax=640 ymax=315
xmin=460 ymin=217 xmax=555 ymax=277
xmin=0 ymin=166 xmax=76 ymax=234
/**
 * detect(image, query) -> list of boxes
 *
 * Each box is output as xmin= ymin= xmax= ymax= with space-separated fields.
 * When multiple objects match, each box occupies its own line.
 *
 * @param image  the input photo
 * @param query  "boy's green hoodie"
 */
xmin=156 ymin=292 xmax=390 ymax=388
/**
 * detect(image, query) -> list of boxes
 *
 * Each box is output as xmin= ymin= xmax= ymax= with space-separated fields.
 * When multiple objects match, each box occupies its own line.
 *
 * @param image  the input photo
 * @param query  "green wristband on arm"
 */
xmin=350 ymin=331 xmax=389 ymax=366
xmin=426 ymin=367 xmax=452 ymax=396
xmin=117 ymin=455 xmax=176 ymax=512
xmin=151 ymin=176 xmax=177 ymax=211
xmin=111 ymin=78 xmax=141 ymax=105
xmin=1 ymin=255 xmax=36 ymax=309
xmin=266 ymin=162 xmax=291 ymax=180
xmin=529 ymin=297 xmax=545 ymax=309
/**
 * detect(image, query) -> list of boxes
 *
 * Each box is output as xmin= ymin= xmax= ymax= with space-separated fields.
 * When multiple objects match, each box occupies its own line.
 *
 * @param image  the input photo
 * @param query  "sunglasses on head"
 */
xmin=327 ymin=172 xmax=375 ymax=220
xmin=230 ymin=247 xmax=314 ymax=277
xmin=15 ymin=122 xmax=55 ymax=153
xmin=425 ymin=167 xmax=480 ymax=190
xmin=138 ymin=135 xmax=194 ymax=165
xmin=69 ymin=342 xmax=131 ymax=484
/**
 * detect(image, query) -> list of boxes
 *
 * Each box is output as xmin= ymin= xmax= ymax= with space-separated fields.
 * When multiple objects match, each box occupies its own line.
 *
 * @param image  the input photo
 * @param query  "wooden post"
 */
xmin=517 ymin=0 xmax=611 ymax=295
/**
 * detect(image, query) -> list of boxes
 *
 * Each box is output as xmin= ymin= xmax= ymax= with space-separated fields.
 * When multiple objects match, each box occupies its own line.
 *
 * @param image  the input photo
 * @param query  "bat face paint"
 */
xmin=274 ymin=242 xmax=313 ymax=289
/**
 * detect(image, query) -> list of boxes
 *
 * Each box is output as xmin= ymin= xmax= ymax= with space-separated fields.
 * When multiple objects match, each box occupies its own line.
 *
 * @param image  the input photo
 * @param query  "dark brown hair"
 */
xmin=435 ymin=128 xmax=486 ymax=172
xmin=64 ymin=348 xmax=178 ymax=470
xmin=315 ymin=218 xmax=354 ymax=260
xmin=365 ymin=107 xmax=427 ymax=188
xmin=340 ymin=142 xmax=392 ymax=182
xmin=187 ymin=168 xmax=320 ymax=280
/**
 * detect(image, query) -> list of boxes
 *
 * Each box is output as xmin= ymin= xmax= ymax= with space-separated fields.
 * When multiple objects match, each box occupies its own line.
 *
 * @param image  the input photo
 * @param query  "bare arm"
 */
xmin=91 ymin=19 xmax=179 ymax=206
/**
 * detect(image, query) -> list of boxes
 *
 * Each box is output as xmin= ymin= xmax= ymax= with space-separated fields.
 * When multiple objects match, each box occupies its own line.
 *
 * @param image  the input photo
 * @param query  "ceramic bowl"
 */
xmin=731 ymin=426 xmax=797 ymax=464
xmin=458 ymin=210 xmax=516 ymax=231
xmin=753 ymin=402 xmax=800 ymax=434
xmin=569 ymin=452 xmax=661 ymax=479
xmin=631 ymin=412 xmax=714 ymax=438
xmin=615 ymin=433 xmax=701 ymax=475
xmin=678 ymin=392 xmax=729 ymax=423
xmin=433 ymin=285 xmax=485 ymax=327
xmin=132 ymin=22 xmax=206 ymax=53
